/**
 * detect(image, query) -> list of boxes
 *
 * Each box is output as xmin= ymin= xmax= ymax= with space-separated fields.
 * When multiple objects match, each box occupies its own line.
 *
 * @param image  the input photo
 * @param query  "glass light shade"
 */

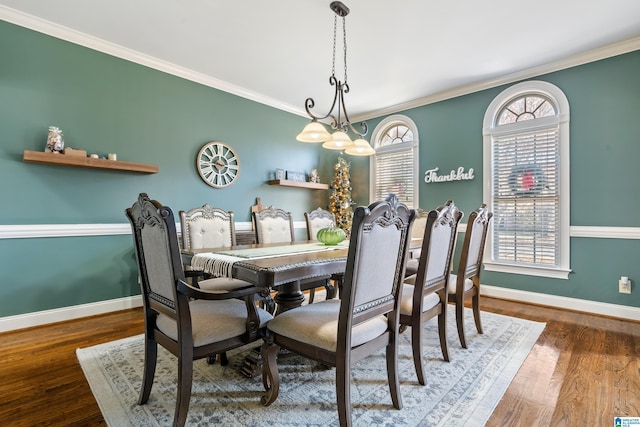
xmin=322 ymin=131 xmax=354 ymax=150
xmin=296 ymin=121 xmax=331 ymax=143
xmin=345 ymin=138 xmax=376 ymax=156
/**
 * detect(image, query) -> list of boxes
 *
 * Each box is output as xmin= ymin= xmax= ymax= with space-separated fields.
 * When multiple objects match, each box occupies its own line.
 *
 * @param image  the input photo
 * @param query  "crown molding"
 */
xmin=3 ymin=5 xmax=638 ymax=122
xmin=355 ymin=36 xmax=640 ymax=122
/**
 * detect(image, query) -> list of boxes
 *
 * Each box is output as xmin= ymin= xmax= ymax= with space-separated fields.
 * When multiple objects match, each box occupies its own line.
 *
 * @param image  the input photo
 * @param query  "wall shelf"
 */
xmin=267 ymin=179 xmax=328 ymax=190
xmin=23 ymin=150 xmax=159 ymax=174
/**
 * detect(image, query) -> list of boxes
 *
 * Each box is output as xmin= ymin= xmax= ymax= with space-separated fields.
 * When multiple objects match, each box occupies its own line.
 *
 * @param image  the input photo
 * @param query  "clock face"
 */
xmin=197 ymin=141 xmax=240 ymax=188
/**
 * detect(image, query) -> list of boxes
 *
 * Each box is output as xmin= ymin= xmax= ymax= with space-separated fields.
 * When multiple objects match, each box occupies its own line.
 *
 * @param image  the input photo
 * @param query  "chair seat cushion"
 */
xmin=266 ymin=300 xmax=388 ymax=352
xmin=447 ymin=273 xmax=474 ymax=294
xmin=197 ymin=277 xmax=255 ymax=292
xmin=405 ymin=259 xmax=419 ymax=277
xmin=156 ymin=299 xmax=273 ymax=347
xmin=399 ymin=284 xmax=441 ymax=316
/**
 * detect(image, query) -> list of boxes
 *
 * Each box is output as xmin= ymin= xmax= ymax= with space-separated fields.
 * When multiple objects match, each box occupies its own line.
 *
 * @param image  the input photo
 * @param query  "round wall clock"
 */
xmin=196 ymin=141 xmax=240 ymax=188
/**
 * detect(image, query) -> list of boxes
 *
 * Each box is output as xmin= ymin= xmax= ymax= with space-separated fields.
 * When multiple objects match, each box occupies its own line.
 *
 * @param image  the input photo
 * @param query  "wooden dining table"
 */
xmin=181 ymin=240 xmax=349 ymax=311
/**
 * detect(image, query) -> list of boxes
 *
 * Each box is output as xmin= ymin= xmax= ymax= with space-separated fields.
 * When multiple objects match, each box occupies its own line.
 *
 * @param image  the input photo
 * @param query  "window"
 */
xmin=483 ymin=81 xmax=570 ymax=279
xmin=370 ymin=115 xmax=419 ymax=208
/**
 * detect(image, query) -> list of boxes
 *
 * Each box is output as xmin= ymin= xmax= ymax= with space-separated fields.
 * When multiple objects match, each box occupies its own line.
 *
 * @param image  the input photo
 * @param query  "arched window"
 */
xmin=369 ymin=115 xmax=419 ymax=208
xmin=483 ymin=81 xmax=570 ymax=279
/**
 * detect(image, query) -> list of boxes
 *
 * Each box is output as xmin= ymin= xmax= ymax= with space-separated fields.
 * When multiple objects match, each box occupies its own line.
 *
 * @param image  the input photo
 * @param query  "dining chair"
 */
xmin=180 ymin=204 xmax=269 ymax=364
xmin=304 ymin=207 xmax=336 ymax=241
xmin=304 ymin=207 xmax=338 ymax=302
xmin=126 ymin=193 xmax=273 ymax=427
xmin=254 ymin=206 xmax=333 ymax=306
xmin=179 ymin=204 xmax=254 ymax=292
xmin=253 ymin=206 xmax=295 ymax=244
xmin=447 ymin=203 xmax=493 ymax=348
xmin=405 ymin=207 xmax=429 ymax=277
xmin=400 ymin=200 xmax=462 ymax=385
xmin=261 ymin=194 xmax=415 ymax=426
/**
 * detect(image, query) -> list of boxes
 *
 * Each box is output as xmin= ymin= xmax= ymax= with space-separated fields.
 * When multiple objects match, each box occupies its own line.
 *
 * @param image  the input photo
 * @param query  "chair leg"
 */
xmin=410 ymin=318 xmax=426 ymax=385
xmin=386 ymin=340 xmax=402 ymax=409
xmin=308 ymin=288 xmax=316 ymax=304
xmin=438 ymin=304 xmax=450 ymax=362
xmin=456 ymin=297 xmax=468 ymax=349
xmin=336 ymin=359 xmax=352 ymax=427
xmin=138 ymin=335 xmax=158 ymax=405
xmin=472 ymin=291 xmax=483 ymax=334
xmin=261 ymin=339 xmax=280 ymax=406
xmin=174 ymin=353 xmax=193 ymax=427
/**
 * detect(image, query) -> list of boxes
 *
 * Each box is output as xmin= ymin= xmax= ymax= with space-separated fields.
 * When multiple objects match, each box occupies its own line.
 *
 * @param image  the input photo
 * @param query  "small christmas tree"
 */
xmin=329 ymin=156 xmax=354 ymax=238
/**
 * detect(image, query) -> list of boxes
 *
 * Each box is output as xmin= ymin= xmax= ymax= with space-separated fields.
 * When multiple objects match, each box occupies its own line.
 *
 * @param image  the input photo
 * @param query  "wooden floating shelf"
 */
xmin=23 ymin=150 xmax=159 ymax=174
xmin=267 ymin=179 xmax=328 ymax=190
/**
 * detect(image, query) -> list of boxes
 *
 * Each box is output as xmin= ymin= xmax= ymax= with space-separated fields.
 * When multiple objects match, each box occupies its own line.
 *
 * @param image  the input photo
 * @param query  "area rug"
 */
xmin=77 ymin=310 xmax=545 ymax=426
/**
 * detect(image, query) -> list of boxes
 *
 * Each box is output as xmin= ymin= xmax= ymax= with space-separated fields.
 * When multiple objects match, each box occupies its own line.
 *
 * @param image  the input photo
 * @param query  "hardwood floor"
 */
xmin=0 ymin=297 xmax=637 ymax=426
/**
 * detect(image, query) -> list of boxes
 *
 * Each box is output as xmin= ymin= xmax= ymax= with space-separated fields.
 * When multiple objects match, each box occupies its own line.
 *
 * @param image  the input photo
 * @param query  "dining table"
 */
xmin=181 ymin=240 xmax=349 ymax=311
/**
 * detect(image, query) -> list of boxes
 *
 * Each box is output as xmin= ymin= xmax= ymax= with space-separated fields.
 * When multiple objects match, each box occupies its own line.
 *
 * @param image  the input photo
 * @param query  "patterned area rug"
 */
xmin=77 ymin=310 xmax=544 ymax=426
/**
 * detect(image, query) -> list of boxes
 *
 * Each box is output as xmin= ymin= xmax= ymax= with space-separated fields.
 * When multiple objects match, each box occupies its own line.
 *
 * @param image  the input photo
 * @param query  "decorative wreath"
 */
xmin=508 ymin=165 xmax=546 ymax=196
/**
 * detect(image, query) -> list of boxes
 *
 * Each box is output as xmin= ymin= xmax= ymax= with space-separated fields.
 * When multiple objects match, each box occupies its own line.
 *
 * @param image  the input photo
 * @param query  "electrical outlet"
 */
xmin=619 ymin=279 xmax=631 ymax=294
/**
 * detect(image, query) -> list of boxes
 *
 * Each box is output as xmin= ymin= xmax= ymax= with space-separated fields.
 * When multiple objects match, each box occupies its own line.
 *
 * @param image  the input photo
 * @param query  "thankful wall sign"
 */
xmin=424 ymin=167 xmax=475 ymax=183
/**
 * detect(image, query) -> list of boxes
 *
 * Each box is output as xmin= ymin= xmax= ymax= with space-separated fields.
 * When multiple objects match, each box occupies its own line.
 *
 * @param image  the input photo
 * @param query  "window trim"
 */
xmin=369 ymin=115 xmax=419 ymax=208
xmin=483 ymin=81 xmax=571 ymax=279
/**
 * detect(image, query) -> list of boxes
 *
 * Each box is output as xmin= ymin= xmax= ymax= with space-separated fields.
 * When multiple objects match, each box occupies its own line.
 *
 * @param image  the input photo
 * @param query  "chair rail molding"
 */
xmin=0 ymin=221 xmax=309 ymax=239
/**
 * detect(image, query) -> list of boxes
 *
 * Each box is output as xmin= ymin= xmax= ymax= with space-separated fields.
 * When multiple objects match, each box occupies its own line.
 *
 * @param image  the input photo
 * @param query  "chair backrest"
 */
xmin=125 ymin=193 xmax=185 ymax=320
xmin=410 ymin=208 xmax=429 ymax=240
xmin=414 ymin=201 xmax=463 ymax=296
xmin=253 ymin=207 xmax=295 ymax=244
xmin=304 ymin=207 xmax=336 ymax=240
xmin=339 ymin=194 xmax=415 ymax=342
xmin=179 ymin=204 xmax=236 ymax=250
xmin=457 ymin=203 xmax=493 ymax=281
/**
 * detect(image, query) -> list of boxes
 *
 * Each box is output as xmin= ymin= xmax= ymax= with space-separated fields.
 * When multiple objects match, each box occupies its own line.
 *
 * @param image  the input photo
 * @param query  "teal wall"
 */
xmin=1 ymin=19 xmax=639 ymax=319
xmin=364 ymin=50 xmax=640 ymax=309
xmin=0 ymin=21 xmax=339 ymax=317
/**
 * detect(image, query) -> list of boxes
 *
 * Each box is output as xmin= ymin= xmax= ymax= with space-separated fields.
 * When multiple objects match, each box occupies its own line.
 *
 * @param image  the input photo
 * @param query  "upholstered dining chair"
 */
xmin=400 ymin=201 xmax=462 ymax=385
xmin=405 ymin=208 xmax=430 ymax=277
xmin=304 ymin=207 xmax=338 ymax=302
xmin=261 ymin=194 xmax=415 ymax=426
xmin=181 ymin=204 xmax=266 ymax=364
xmin=253 ymin=206 xmax=295 ymax=244
xmin=304 ymin=207 xmax=336 ymax=241
xmin=255 ymin=206 xmax=333 ymax=305
xmin=126 ymin=193 xmax=273 ymax=427
xmin=447 ymin=203 xmax=493 ymax=348
xmin=179 ymin=204 xmax=254 ymax=292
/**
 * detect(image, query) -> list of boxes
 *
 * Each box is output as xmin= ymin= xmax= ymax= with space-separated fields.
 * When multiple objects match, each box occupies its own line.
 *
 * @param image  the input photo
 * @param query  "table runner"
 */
xmin=190 ymin=241 xmax=348 ymax=278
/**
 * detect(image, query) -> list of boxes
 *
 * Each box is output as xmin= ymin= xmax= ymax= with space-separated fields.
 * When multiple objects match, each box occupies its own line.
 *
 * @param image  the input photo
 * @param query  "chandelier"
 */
xmin=296 ymin=1 xmax=375 ymax=156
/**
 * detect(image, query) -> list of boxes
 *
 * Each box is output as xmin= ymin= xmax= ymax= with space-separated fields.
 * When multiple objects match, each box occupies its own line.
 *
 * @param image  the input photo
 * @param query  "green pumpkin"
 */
xmin=317 ymin=226 xmax=346 ymax=245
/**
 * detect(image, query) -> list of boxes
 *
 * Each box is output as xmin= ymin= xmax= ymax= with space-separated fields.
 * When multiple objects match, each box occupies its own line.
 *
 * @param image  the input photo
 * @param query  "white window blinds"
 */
xmin=374 ymin=149 xmax=415 ymax=207
xmin=491 ymin=128 xmax=559 ymax=266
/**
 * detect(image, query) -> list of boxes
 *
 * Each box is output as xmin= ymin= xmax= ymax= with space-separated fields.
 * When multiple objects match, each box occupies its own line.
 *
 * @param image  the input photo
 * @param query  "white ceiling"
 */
xmin=2 ymin=1 xmax=640 ymax=120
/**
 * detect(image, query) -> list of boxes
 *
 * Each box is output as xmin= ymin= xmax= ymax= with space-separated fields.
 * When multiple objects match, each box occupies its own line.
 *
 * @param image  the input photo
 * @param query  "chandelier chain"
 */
xmin=342 ymin=16 xmax=348 ymax=84
xmin=332 ymin=16 xmax=337 ymax=77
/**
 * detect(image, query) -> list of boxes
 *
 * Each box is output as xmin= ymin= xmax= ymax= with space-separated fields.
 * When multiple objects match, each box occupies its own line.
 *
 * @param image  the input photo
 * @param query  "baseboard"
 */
xmin=0 ymin=295 xmax=143 ymax=333
xmin=481 ymin=285 xmax=640 ymax=322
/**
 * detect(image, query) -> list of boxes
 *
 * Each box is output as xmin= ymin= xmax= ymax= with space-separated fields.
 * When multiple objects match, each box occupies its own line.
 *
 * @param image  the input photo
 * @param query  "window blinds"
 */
xmin=492 ymin=129 xmax=559 ymax=266
xmin=374 ymin=150 xmax=414 ymax=207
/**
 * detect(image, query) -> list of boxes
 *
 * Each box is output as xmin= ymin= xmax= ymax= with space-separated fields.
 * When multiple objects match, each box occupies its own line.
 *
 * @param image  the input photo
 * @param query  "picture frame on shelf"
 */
xmin=286 ymin=171 xmax=305 ymax=182
xmin=275 ymin=168 xmax=285 ymax=180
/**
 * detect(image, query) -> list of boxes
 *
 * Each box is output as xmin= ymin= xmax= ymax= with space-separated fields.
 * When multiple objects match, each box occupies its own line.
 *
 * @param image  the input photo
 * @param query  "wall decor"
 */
xmin=286 ymin=171 xmax=306 ymax=182
xmin=424 ymin=167 xmax=475 ymax=183
xmin=275 ymin=168 xmax=284 ymax=180
xmin=197 ymin=141 xmax=240 ymax=188
xmin=45 ymin=126 xmax=64 ymax=153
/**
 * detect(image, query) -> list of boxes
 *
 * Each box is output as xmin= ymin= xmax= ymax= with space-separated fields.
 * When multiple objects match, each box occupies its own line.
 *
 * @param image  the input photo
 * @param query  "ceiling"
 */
xmin=1 ymin=1 xmax=640 ymax=121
